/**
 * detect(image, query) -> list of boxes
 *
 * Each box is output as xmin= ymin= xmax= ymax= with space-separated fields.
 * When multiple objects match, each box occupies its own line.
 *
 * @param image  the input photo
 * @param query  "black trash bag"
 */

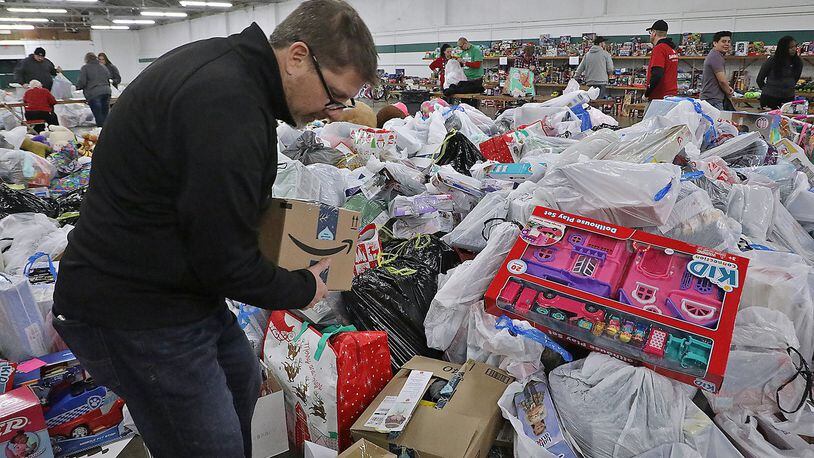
xmin=0 ymin=185 xmax=59 ymax=217
xmin=54 ymin=187 xmax=87 ymax=214
xmin=343 ymin=257 xmax=442 ymax=370
xmin=435 ymin=131 xmax=484 ymax=176
xmin=282 ymin=130 xmax=345 ymax=166
xmin=381 ymin=235 xmax=460 ymax=275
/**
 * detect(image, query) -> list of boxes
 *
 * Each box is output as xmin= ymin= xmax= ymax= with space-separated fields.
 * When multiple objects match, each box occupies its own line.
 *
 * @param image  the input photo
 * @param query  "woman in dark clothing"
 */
xmin=98 ymin=52 xmax=122 ymax=89
xmin=757 ymin=36 xmax=803 ymax=109
xmin=429 ymin=44 xmax=452 ymax=89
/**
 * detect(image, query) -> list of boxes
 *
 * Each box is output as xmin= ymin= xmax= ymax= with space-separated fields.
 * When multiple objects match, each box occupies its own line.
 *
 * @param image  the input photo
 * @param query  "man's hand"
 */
xmin=56 ymin=66 xmax=62 ymax=73
xmin=303 ymin=258 xmax=331 ymax=309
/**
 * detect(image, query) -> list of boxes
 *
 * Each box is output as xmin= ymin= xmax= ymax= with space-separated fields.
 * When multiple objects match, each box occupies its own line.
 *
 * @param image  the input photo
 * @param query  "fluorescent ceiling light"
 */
xmin=0 ymin=24 xmax=34 ymax=29
xmin=0 ymin=30 xmax=11 ymax=34
xmin=0 ymin=17 xmax=48 ymax=22
xmin=65 ymin=0 xmax=99 ymax=3
xmin=141 ymin=11 xmax=187 ymax=17
xmin=7 ymin=8 xmax=67 ymax=13
xmin=92 ymin=25 xmax=130 ymax=30
xmin=180 ymin=1 xmax=232 ymax=7
xmin=113 ymin=19 xmax=155 ymax=24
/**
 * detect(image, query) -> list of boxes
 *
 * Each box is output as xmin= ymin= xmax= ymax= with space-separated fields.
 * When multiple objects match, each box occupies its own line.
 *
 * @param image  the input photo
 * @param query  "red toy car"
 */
xmin=45 ymin=382 xmax=125 ymax=440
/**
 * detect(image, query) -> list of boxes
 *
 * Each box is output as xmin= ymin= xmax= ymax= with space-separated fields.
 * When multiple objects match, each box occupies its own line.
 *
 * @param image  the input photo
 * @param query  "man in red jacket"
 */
xmin=645 ymin=20 xmax=679 ymax=100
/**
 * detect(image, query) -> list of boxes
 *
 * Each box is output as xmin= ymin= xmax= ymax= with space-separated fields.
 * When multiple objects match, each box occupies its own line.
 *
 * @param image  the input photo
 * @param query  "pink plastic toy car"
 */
xmin=618 ymin=244 xmax=724 ymax=328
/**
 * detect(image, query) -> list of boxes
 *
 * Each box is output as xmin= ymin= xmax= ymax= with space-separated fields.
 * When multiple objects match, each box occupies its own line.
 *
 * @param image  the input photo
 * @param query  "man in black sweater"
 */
xmin=52 ymin=1 xmax=377 ymax=456
xmin=14 ymin=47 xmax=58 ymax=90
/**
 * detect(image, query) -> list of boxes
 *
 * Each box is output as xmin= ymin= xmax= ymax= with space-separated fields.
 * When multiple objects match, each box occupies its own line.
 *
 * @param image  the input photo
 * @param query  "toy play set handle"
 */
xmin=496 ymin=315 xmax=573 ymax=362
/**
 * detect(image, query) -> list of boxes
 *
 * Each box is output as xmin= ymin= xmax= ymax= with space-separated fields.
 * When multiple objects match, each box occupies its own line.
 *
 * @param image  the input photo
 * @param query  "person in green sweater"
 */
xmin=444 ymin=37 xmax=485 ymax=97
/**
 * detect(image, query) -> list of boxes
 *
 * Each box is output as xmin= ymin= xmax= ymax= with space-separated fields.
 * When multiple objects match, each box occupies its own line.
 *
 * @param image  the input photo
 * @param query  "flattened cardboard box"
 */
xmin=260 ymin=198 xmax=361 ymax=291
xmin=350 ymin=357 xmax=515 ymax=458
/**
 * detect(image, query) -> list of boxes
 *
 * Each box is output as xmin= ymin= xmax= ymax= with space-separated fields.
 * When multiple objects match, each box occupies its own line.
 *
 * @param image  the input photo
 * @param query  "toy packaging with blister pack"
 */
xmin=485 ymin=206 xmax=749 ymax=393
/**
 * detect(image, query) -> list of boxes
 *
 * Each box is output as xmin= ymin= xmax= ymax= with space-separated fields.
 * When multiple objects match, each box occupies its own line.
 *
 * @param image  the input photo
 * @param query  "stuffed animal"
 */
xmin=336 ymin=102 xmax=376 ymax=128
xmin=44 ymin=125 xmax=76 ymax=149
xmin=376 ymin=105 xmax=407 ymax=128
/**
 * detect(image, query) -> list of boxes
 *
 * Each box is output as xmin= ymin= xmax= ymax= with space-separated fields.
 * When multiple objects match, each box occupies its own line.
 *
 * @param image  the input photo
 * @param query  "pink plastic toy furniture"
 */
xmin=521 ymin=228 xmax=631 ymax=299
xmin=618 ymin=244 xmax=723 ymax=328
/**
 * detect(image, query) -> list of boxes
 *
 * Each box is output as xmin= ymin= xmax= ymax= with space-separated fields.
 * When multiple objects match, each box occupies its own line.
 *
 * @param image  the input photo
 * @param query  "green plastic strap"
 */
xmin=292 ymin=321 xmax=311 ymax=343
xmin=314 ymin=324 xmax=357 ymax=361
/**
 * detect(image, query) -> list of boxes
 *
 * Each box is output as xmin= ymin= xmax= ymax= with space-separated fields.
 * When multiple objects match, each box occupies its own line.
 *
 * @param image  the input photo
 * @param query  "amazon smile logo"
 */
xmin=288 ymin=235 xmax=354 ymax=256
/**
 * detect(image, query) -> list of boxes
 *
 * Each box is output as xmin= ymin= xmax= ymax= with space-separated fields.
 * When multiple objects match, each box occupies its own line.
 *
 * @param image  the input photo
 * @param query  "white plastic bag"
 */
xmin=539 ymin=160 xmax=682 ymax=227
xmin=443 ymin=58 xmax=466 ymax=89
xmin=714 ymin=411 xmax=814 ymax=458
xmin=563 ymin=78 xmax=581 ymax=94
xmin=51 ymin=73 xmax=74 ymax=100
xmin=658 ymin=181 xmax=742 ymax=252
xmin=726 ymin=184 xmax=776 ymax=241
xmin=549 ymin=353 xmax=743 ymax=458
xmin=700 ymin=131 xmax=769 ymax=168
xmin=54 ymin=103 xmax=96 ymax=128
xmin=594 ymin=125 xmax=691 ymax=163
xmin=768 ymin=203 xmax=814 ymax=263
xmin=0 ymin=213 xmax=72 ymax=275
xmin=541 ymin=87 xmax=599 ymax=108
xmin=558 ymin=128 xmax=620 ymax=163
xmin=740 ymin=250 xmax=814 ymax=363
xmin=785 ymin=172 xmax=814 ymax=224
xmin=1 ymin=126 xmax=26 ymax=149
xmin=305 ymin=163 xmax=349 ymax=207
xmin=272 ymin=156 xmax=321 ymax=201
xmin=424 ymin=222 xmax=520 ymax=353
xmin=440 ymin=189 xmax=511 ymax=252
xmin=459 ymin=103 xmax=497 ymax=135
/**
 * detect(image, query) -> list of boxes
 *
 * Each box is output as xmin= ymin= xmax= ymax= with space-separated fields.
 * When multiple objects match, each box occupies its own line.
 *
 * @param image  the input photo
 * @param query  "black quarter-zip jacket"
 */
xmin=53 ymin=23 xmax=316 ymax=329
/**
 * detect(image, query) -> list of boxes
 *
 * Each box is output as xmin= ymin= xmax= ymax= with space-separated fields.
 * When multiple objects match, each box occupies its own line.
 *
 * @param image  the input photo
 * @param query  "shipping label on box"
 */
xmin=0 ymin=386 xmax=54 ymax=458
xmin=260 ymin=199 xmax=361 ymax=291
xmin=484 ymin=206 xmax=749 ymax=393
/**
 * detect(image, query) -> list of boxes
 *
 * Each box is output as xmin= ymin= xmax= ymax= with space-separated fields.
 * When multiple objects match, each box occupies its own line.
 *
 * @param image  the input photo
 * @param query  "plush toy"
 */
xmin=45 ymin=125 xmax=76 ymax=149
xmin=376 ymin=105 xmax=407 ymax=128
xmin=79 ymin=133 xmax=98 ymax=157
xmin=336 ymin=102 xmax=376 ymax=128
xmin=20 ymin=137 xmax=52 ymax=158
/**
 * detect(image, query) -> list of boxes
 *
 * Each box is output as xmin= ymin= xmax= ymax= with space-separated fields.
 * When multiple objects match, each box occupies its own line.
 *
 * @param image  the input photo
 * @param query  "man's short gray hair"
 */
xmin=270 ymin=0 xmax=378 ymax=83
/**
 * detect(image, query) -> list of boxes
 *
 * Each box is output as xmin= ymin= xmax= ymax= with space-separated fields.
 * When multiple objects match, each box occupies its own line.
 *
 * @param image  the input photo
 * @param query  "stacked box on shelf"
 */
xmin=485 ymin=206 xmax=749 ymax=394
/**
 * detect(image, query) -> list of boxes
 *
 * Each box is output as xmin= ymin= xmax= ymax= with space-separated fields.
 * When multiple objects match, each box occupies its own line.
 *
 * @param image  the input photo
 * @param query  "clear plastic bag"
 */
xmin=276 ymin=123 xmax=304 ymax=150
xmin=425 ymin=222 xmax=520 ymax=353
xmin=713 ymin=412 xmax=814 ymax=458
xmin=282 ymin=130 xmax=346 ymax=166
xmin=0 ymin=272 xmax=48 ymax=361
xmin=594 ymin=125 xmax=691 ymax=163
xmin=459 ymin=103 xmax=497 ymax=136
xmin=443 ymin=58 xmax=466 ymax=89
xmin=657 ymin=182 xmax=743 ymax=252
xmin=539 ymin=160 xmax=682 ymax=227
xmin=54 ymin=103 xmax=96 ymax=128
xmin=768 ymin=203 xmax=814 ymax=264
xmin=0 ymin=148 xmax=57 ymax=186
xmin=51 ymin=73 xmax=74 ymax=100
xmin=700 ymin=131 xmax=769 ymax=168
xmin=440 ymin=189 xmax=511 ymax=252
xmin=557 ymin=128 xmax=620 ymax=163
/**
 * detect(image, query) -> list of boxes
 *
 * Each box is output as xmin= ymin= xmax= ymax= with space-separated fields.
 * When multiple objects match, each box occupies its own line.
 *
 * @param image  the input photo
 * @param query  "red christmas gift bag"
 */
xmin=262 ymin=310 xmax=391 ymax=453
xmin=479 ymin=135 xmax=515 ymax=163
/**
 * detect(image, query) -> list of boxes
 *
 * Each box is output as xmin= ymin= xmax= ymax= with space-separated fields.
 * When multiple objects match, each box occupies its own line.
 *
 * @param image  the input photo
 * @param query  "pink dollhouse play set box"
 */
xmin=485 ymin=206 xmax=749 ymax=393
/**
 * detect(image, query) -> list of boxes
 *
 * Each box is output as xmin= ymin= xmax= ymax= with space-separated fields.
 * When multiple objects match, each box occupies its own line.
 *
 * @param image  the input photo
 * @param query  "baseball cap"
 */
xmin=594 ymin=36 xmax=607 ymax=45
xmin=34 ymin=47 xmax=46 ymax=57
xmin=646 ymin=20 xmax=668 ymax=32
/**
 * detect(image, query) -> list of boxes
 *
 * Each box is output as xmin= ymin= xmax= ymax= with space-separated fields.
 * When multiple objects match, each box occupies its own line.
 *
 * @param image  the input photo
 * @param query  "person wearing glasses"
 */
xmin=51 ymin=1 xmax=377 ymax=456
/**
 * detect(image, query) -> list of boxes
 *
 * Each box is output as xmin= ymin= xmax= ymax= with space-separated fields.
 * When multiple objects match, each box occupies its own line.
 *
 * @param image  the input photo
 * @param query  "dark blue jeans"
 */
xmin=53 ymin=308 xmax=261 ymax=458
xmin=87 ymin=94 xmax=111 ymax=126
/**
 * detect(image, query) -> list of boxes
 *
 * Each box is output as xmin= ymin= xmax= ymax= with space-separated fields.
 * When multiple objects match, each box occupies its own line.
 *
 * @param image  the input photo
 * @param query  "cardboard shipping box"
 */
xmin=260 ymin=198 xmax=361 ymax=291
xmin=338 ymin=439 xmax=395 ymax=458
xmin=351 ymin=357 xmax=514 ymax=458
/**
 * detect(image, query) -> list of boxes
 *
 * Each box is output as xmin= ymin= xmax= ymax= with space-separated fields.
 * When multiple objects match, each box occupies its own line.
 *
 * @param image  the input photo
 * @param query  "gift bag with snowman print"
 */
xmin=263 ymin=310 xmax=391 ymax=453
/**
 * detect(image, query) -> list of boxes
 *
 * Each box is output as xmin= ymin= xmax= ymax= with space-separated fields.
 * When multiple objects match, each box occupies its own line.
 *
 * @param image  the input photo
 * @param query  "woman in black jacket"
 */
xmin=98 ymin=52 xmax=122 ymax=89
xmin=757 ymin=36 xmax=803 ymax=109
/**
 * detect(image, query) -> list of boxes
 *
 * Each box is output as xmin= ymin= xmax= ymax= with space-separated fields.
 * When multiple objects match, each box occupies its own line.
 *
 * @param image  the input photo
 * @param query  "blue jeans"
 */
xmin=53 ymin=308 xmax=261 ymax=458
xmin=87 ymin=94 xmax=111 ymax=126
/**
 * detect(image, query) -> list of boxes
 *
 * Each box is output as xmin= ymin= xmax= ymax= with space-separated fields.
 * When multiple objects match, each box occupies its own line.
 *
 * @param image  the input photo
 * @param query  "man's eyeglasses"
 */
xmin=303 ymin=42 xmax=355 ymax=111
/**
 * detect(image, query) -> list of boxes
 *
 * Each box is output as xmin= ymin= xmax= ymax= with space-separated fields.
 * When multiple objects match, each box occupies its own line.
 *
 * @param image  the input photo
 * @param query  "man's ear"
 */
xmin=285 ymin=42 xmax=309 ymax=76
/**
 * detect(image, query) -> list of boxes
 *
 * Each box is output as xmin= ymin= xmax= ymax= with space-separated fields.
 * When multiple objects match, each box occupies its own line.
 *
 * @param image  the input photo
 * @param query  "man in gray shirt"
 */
xmin=701 ymin=31 xmax=734 ymax=110
xmin=575 ymin=36 xmax=614 ymax=99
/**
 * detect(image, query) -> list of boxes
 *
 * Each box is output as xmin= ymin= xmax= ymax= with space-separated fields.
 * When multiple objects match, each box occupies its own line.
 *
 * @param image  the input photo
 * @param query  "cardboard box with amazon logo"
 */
xmin=260 ymin=198 xmax=361 ymax=291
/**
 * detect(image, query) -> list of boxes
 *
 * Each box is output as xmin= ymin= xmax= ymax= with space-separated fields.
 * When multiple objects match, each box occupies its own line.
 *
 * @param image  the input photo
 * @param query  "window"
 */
xmin=572 ymin=255 xmax=597 ymax=277
xmin=679 ymin=271 xmax=693 ymax=290
xmin=694 ymin=278 xmax=714 ymax=294
xmin=536 ymin=247 xmax=555 ymax=262
xmin=568 ymin=234 xmax=584 ymax=245
xmin=633 ymin=282 xmax=658 ymax=305
xmin=586 ymin=236 xmax=617 ymax=255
